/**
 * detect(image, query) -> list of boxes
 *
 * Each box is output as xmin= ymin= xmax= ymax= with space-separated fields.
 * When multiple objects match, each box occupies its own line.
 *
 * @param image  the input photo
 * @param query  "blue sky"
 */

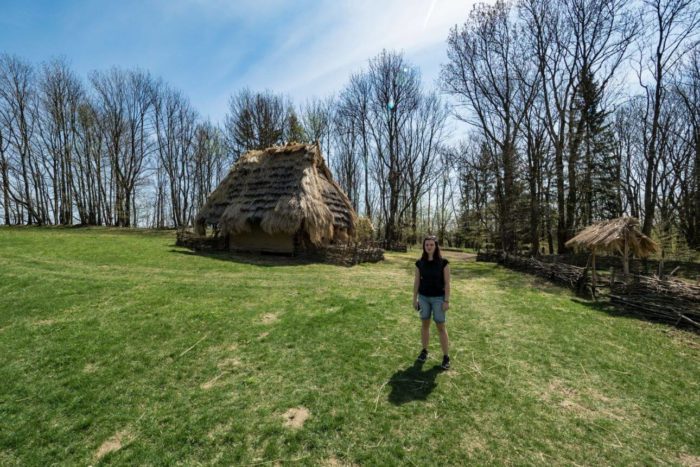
xmin=0 ymin=0 xmax=477 ymax=123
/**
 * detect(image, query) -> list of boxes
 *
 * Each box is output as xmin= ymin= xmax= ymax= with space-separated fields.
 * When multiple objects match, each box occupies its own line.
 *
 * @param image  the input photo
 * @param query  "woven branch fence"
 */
xmin=477 ymin=250 xmax=700 ymax=330
xmin=176 ymin=230 xmax=384 ymax=266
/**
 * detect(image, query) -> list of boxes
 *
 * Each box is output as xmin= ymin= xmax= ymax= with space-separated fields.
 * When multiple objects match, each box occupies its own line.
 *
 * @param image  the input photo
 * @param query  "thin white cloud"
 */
xmin=204 ymin=0 xmax=479 ymax=119
xmin=424 ymin=0 xmax=439 ymax=30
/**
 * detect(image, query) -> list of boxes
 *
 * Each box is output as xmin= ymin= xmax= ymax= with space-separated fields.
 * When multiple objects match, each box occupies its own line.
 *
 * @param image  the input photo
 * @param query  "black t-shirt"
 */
xmin=415 ymin=257 xmax=449 ymax=297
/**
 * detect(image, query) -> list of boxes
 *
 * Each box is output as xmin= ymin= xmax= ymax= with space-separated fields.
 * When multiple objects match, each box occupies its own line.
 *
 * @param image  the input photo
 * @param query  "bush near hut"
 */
xmin=355 ymin=216 xmax=374 ymax=243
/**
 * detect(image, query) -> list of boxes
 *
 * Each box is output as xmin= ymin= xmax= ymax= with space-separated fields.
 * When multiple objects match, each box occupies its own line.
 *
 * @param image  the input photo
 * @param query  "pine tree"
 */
xmin=285 ymin=111 xmax=306 ymax=143
xmin=575 ymin=68 xmax=621 ymax=224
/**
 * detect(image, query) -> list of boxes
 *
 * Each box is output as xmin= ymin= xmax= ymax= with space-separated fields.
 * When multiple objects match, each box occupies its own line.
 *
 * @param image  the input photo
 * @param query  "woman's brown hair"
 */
xmin=420 ymin=235 xmax=442 ymax=262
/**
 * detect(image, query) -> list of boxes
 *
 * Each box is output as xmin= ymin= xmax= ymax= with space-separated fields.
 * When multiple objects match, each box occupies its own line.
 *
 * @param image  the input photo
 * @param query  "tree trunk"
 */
xmin=694 ymin=127 xmax=700 ymax=247
xmin=555 ymin=140 xmax=566 ymax=253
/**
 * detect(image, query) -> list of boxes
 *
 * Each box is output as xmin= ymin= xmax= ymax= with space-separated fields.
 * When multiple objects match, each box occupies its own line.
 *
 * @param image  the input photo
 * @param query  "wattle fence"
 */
xmin=477 ymin=250 xmax=700 ymax=330
xmin=176 ymin=230 xmax=384 ymax=266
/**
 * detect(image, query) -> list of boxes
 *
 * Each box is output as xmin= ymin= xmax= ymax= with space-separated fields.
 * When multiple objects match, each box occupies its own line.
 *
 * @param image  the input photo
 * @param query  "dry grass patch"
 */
xmin=33 ymin=319 xmax=56 ymax=326
xmin=322 ymin=456 xmax=359 ymax=466
xmin=201 ymin=373 xmax=227 ymax=390
xmin=539 ymin=379 xmax=630 ymax=421
xmin=93 ymin=429 xmax=134 ymax=462
xmin=207 ymin=423 xmax=231 ymax=440
xmin=209 ymin=342 xmax=238 ymax=353
xmin=83 ymin=363 xmax=98 ymax=374
xmin=217 ymin=357 xmax=241 ymax=370
xmin=282 ymin=407 xmax=310 ymax=429
xmin=460 ymin=433 xmax=487 ymax=456
xmin=261 ymin=313 xmax=279 ymax=324
xmin=678 ymin=453 xmax=700 ymax=467
xmin=662 ymin=328 xmax=700 ymax=351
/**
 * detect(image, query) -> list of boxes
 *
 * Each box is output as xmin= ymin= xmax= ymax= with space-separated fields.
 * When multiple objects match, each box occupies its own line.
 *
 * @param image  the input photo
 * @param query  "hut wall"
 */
xmin=230 ymin=225 xmax=294 ymax=253
xmin=176 ymin=230 xmax=227 ymax=250
xmin=297 ymin=243 xmax=385 ymax=265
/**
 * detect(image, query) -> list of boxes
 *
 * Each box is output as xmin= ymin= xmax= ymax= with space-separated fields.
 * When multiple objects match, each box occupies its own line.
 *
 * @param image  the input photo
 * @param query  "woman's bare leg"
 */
xmin=421 ymin=319 xmax=431 ymax=350
xmin=436 ymin=322 xmax=449 ymax=356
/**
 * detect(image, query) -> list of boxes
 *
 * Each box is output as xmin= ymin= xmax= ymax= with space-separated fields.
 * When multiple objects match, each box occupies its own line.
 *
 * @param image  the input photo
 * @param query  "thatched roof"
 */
xmin=194 ymin=143 xmax=357 ymax=245
xmin=564 ymin=217 xmax=658 ymax=257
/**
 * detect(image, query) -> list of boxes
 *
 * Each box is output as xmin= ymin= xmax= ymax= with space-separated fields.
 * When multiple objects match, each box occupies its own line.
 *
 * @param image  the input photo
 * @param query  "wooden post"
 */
xmin=623 ymin=233 xmax=630 ymax=276
xmin=591 ymin=247 xmax=597 ymax=299
xmin=610 ymin=267 xmax=615 ymax=289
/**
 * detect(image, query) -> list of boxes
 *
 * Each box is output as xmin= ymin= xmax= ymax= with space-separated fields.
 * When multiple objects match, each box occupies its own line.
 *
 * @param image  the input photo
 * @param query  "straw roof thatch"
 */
xmin=564 ymin=217 xmax=658 ymax=257
xmin=194 ymin=143 xmax=357 ymax=245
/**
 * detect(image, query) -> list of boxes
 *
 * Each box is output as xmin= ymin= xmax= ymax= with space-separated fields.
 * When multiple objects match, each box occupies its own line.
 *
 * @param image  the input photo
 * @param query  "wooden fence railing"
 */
xmin=176 ymin=230 xmax=384 ymax=266
xmin=477 ymin=250 xmax=700 ymax=330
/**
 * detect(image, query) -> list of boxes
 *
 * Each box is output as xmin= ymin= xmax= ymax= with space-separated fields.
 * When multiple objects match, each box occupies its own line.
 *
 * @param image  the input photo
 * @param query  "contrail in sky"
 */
xmin=423 ymin=0 xmax=438 ymax=30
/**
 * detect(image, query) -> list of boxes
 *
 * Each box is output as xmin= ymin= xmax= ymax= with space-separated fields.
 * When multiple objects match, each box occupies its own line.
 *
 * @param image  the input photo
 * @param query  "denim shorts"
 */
xmin=417 ymin=294 xmax=446 ymax=323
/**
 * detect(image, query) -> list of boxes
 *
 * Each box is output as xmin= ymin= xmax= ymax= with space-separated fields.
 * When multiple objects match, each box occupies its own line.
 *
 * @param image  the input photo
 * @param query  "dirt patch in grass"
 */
xmin=678 ymin=453 xmax=700 ymax=466
xmin=540 ymin=379 xmax=628 ymax=421
xmin=207 ymin=423 xmax=230 ymax=440
xmin=442 ymin=251 xmax=477 ymax=262
xmin=201 ymin=373 xmax=227 ymax=390
xmin=546 ymin=378 xmax=578 ymax=399
xmin=207 ymin=343 xmax=238 ymax=354
xmin=322 ymin=456 xmax=358 ymax=466
xmin=460 ymin=433 xmax=487 ymax=455
xmin=662 ymin=328 xmax=700 ymax=351
xmin=217 ymin=358 xmax=241 ymax=370
xmin=83 ymin=363 xmax=98 ymax=374
xmin=34 ymin=319 xmax=56 ymax=326
xmin=258 ymin=331 xmax=269 ymax=340
xmin=93 ymin=430 xmax=134 ymax=462
xmin=282 ymin=407 xmax=310 ymax=429
xmin=261 ymin=313 xmax=279 ymax=324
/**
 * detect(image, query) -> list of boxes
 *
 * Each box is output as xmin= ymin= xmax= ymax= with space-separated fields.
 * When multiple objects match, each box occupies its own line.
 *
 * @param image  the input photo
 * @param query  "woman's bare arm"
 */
xmin=414 ymin=267 xmax=420 ymax=303
xmin=443 ymin=265 xmax=451 ymax=302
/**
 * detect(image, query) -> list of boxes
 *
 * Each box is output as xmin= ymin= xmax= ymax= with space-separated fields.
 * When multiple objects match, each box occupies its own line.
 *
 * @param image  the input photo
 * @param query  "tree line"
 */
xmin=444 ymin=0 xmax=699 ymax=255
xmin=0 ymin=61 xmax=230 ymax=228
xmin=1 ymin=0 xmax=698 ymax=257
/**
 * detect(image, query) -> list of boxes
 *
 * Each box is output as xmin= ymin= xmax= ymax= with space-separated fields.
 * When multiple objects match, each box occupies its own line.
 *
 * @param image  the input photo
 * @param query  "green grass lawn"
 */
xmin=0 ymin=227 xmax=698 ymax=466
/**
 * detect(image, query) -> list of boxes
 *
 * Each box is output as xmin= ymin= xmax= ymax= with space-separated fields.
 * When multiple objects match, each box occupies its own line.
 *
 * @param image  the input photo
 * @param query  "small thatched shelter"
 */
xmin=193 ymin=143 xmax=357 ymax=254
xmin=565 ymin=217 xmax=659 ymax=288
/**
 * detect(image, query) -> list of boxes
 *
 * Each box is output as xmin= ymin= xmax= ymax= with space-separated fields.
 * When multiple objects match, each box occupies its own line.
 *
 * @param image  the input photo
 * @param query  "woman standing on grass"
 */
xmin=413 ymin=235 xmax=451 ymax=369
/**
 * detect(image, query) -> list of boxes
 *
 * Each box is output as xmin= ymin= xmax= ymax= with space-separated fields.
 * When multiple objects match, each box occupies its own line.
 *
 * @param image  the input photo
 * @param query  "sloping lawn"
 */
xmin=0 ymin=227 xmax=698 ymax=465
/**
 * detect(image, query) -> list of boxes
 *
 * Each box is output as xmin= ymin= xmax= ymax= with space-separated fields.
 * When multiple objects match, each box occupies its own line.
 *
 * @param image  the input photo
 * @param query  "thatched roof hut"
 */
xmin=565 ymin=217 xmax=658 ymax=257
xmin=565 ymin=216 xmax=658 ymax=277
xmin=194 ymin=143 xmax=357 ymax=254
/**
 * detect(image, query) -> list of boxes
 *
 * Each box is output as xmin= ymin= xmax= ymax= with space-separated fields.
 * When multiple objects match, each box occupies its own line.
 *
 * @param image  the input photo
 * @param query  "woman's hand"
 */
xmin=442 ymin=301 xmax=450 ymax=311
xmin=414 ymin=300 xmax=420 ymax=311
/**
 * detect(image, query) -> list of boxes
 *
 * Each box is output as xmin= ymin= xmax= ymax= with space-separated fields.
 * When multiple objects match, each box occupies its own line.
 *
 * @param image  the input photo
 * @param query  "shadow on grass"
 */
xmin=169 ymin=247 xmax=322 ymax=267
xmin=0 ymin=225 xmax=176 ymax=235
xmin=449 ymin=263 xmax=504 ymax=280
xmin=570 ymin=297 xmax=700 ymax=334
xmin=387 ymin=360 xmax=443 ymax=405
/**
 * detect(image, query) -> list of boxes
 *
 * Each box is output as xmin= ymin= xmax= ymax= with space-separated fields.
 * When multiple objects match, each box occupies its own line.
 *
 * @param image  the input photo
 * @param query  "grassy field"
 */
xmin=0 ymin=227 xmax=698 ymax=466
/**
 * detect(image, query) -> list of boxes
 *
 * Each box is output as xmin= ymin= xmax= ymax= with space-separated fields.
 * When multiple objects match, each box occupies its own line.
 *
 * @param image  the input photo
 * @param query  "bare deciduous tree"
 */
xmin=153 ymin=82 xmax=198 ymax=227
xmin=90 ymin=68 xmax=155 ymax=227
xmin=637 ymin=0 xmax=699 ymax=236
xmin=224 ymin=88 xmax=290 ymax=159
xmin=442 ymin=0 xmax=537 ymax=251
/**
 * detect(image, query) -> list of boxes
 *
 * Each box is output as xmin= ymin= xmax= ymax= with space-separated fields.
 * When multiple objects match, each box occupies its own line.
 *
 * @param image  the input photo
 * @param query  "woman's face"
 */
xmin=424 ymin=239 xmax=436 ymax=255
